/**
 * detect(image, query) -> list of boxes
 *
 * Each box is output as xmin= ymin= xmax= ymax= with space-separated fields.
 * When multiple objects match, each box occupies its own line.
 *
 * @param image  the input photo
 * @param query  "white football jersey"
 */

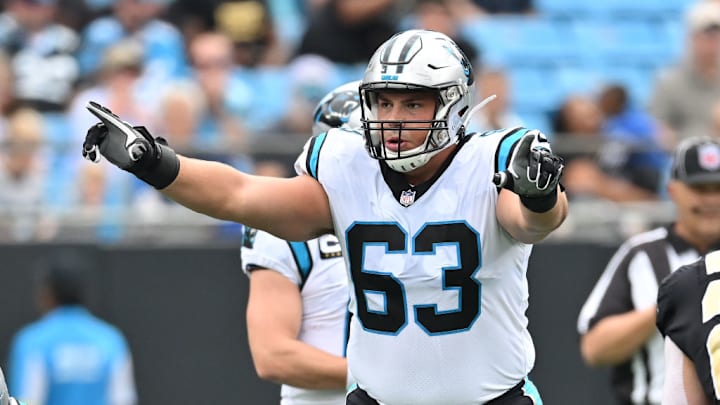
xmin=241 ymin=229 xmax=350 ymax=405
xmin=295 ymin=127 xmax=539 ymax=404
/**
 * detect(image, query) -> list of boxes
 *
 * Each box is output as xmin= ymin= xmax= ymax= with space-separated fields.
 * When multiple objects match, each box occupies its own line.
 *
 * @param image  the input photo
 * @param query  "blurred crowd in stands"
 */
xmin=0 ymin=0 xmax=713 ymax=243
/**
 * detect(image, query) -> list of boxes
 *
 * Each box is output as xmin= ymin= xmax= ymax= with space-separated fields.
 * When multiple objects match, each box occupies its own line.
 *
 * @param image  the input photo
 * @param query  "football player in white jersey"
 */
xmin=81 ymin=29 xmax=567 ymax=404
xmin=241 ymin=82 xmax=361 ymax=405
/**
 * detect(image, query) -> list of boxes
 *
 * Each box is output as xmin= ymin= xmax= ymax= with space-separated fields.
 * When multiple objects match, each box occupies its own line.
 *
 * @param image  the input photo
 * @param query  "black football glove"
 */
xmin=82 ymin=101 xmax=180 ymax=189
xmin=493 ymin=130 xmax=564 ymax=212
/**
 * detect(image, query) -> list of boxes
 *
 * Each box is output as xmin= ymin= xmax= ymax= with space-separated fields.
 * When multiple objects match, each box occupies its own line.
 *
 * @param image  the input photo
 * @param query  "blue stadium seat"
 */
xmin=508 ymin=66 xmax=564 ymax=113
xmin=41 ymin=112 xmax=71 ymax=148
xmin=233 ymin=67 xmax=291 ymax=133
xmin=573 ymin=20 xmax=677 ymax=66
xmin=518 ymin=111 xmax=553 ymax=137
xmin=533 ymin=0 xmax=605 ymax=20
xmin=536 ymin=0 xmax=694 ymax=20
xmin=41 ymin=112 xmax=75 ymax=209
xmin=603 ymin=0 xmax=696 ymax=20
xmin=555 ymin=67 xmax=604 ymax=98
xmin=462 ymin=16 xmax=581 ymax=67
xmin=662 ymin=18 xmax=686 ymax=63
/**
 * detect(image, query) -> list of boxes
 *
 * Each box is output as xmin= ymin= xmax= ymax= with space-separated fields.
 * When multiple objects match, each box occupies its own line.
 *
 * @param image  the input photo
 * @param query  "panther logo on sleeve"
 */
xmin=242 ymin=227 xmax=258 ymax=249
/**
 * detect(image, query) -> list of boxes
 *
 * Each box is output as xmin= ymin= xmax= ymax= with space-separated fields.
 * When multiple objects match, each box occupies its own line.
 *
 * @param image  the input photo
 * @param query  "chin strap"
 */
xmin=461 ymin=94 xmax=497 ymax=132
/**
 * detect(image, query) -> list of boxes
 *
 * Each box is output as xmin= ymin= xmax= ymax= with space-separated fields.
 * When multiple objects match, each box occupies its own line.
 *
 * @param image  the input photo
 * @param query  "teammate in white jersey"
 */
xmin=81 ymin=29 xmax=567 ymax=404
xmin=242 ymin=229 xmax=350 ymax=405
xmin=241 ymin=82 xmax=361 ymax=405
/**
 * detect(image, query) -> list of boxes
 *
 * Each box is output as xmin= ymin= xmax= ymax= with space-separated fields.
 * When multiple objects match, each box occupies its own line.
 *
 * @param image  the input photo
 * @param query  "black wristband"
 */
xmin=133 ymin=144 xmax=180 ymax=189
xmin=520 ymin=188 xmax=558 ymax=213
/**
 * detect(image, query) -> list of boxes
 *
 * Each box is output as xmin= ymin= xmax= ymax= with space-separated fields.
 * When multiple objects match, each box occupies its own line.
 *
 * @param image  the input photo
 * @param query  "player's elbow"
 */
xmin=254 ymin=364 xmax=283 ymax=383
xmin=253 ymin=357 xmax=287 ymax=383
xmin=580 ymin=334 xmax=611 ymax=367
xmin=513 ymin=230 xmax=550 ymax=245
xmin=580 ymin=339 xmax=602 ymax=367
xmin=251 ymin=349 xmax=293 ymax=383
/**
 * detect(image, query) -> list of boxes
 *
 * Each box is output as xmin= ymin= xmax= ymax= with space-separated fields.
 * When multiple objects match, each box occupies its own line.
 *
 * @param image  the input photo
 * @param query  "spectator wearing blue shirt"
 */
xmin=78 ymin=0 xmax=186 ymax=94
xmin=185 ymin=31 xmax=252 ymax=148
xmin=554 ymin=94 xmax=661 ymax=202
xmin=599 ymin=84 xmax=671 ymax=195
xmin=8 ymin=256 xmax=137 ymax=405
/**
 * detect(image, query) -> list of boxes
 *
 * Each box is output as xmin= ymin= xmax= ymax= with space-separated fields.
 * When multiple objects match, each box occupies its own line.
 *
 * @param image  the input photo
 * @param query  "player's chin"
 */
xmin=696 ymin=221 xmax=720 ymax=240
xmin=384 ymin=143 xmax=417 ymax=156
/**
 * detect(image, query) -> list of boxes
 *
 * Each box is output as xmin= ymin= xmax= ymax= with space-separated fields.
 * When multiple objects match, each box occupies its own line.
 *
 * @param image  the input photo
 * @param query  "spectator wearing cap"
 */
xmin=58 ymin=40 xmax=146 ymax=223
xmin=214 ymin=0 xmax=287 ymax=67
xmin=71 ymin=39 xmax=148 ymax=127
xmin=0 ymin=0 xmax=80 ymax=112
xmin=577 ymin=136 xmax=720 ymax=405
xmin=7 ymin=255 xmax=137 ymax=405
xmin=649 ymin=1 xmax=720 ymax=145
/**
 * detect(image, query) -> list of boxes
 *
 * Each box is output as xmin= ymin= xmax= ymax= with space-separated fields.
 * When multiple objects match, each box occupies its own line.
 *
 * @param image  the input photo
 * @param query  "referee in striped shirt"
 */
xmin=577 ymin=136 xmax=720 ymax=404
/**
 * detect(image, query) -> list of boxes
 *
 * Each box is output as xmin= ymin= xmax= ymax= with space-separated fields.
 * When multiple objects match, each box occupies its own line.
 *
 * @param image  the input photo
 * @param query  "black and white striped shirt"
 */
xmin=577 ymin=225 xmax=718 ymax=404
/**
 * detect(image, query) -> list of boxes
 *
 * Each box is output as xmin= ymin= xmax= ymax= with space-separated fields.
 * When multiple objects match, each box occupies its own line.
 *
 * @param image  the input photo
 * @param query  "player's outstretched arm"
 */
xmin=494 ymin=132 xmax=568 ymax=244
xmin=82 ymin=102 xmax=333 ymax=241
xmin=246 ymin=270 xmax=348 ymax=389
xmin=164 ymin=157 xmax=332 ymax=240
xmin=496 ymin=189 xmax=567 ymax=244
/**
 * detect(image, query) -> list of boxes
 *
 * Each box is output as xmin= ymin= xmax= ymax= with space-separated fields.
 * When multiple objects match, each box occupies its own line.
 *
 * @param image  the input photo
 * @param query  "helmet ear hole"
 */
xmin=459 ymin=106 xmax=469 ymax=117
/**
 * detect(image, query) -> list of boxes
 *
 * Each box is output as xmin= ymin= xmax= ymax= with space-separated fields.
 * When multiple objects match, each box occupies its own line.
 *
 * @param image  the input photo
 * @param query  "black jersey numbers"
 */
xmin=347 ymin=224 xmax=408 ymax=334
xmin=414 ymin=223 xmax=482 ymax=334
xmin=347 ymin=222 xmax=482 ymax=336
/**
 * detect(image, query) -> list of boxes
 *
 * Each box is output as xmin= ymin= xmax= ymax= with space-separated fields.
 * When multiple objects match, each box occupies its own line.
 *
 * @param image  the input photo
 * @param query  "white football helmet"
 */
xmin=312 ymin=80 xmax=362 ymax=136
xmin=360 ymin=29 xmax=475 ymax=172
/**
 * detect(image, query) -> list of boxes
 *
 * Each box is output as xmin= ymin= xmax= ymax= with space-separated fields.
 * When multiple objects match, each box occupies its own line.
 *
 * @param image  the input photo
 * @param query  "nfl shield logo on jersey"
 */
xmin=399 ymin=189 xmax=416 ymax=207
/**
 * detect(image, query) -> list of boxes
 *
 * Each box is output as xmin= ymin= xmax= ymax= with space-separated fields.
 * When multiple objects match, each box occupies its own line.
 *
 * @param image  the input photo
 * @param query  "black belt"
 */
xmin=351 ymin=379 xmax=526 ymax=404
xmin=486 ymin=379 xmax=525 ymax=404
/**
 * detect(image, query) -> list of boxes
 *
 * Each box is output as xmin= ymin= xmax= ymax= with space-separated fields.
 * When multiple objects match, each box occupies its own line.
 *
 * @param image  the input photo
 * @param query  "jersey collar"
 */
xmin=380 ymin=135 xmax=471 ymax=207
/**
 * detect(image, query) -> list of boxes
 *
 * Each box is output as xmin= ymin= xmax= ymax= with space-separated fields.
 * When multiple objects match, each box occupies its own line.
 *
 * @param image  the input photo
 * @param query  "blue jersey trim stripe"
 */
xmin=495 ymin=128 xmax=528 ymax=174
xmin=523 ymin=377 xmax=543 ymax=405
xmin=306 ymin=132 xmax=328 ymax=179
xmin=343 ymin=309 xmax=351 ymax=357
xmin=288 ymin=241 xmax=312 ymax=290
